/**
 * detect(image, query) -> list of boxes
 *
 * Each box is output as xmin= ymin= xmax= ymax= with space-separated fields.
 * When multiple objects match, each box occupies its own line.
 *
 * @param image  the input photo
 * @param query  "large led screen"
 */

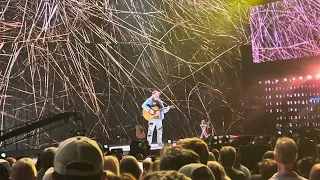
xmin=250 ymin=0 xmax=320 ymax=63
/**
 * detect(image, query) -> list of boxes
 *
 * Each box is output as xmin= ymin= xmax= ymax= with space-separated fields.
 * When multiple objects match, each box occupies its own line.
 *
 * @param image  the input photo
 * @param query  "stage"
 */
xmin=109 ymin=135 xmax=239 ymax=153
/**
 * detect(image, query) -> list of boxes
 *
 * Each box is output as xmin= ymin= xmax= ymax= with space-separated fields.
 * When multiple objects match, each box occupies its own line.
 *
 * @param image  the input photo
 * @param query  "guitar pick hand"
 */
xmin=149 ymin=109 xmax=155 ymax=115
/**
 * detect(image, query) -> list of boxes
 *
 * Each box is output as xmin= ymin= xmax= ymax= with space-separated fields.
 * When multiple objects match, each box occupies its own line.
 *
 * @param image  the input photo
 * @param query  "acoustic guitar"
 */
xmin=142 ymin=105 xmax=175 ymax=121
xmin=135 ymin=125 xmax=146 ymax=139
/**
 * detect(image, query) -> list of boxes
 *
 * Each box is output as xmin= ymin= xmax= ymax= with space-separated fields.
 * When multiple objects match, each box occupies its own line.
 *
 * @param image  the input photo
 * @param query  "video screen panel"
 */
xmin=250 ymin=0 xmax=320 ymax=63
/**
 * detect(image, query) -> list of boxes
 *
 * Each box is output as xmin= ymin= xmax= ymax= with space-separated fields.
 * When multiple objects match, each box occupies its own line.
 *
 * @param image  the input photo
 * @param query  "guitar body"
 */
xmin=135 ymin=125 xmax=146 ymax=139
xmin=142 ymin=106 xmax=161 ymax=121
xmin=142 ymin=106 xmax=174 ymax=121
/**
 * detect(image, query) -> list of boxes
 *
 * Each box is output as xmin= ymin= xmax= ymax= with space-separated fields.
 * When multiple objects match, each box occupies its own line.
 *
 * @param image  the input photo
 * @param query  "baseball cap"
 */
xmin=54 ymin=136 xmax=104 ymax=176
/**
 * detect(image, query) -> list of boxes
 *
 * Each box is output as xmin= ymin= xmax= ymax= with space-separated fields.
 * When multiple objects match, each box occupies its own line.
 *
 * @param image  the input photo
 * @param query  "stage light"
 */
xmin=276 ymin=131 xmax=282 ymax=138
xmin=0 ymin=152 xmax=6 ymax=158
xmin=259 ymin=81 xmax=262 ymax=84
xmin=284 ymin=78 xmax=287 ymax=81
xmin=299 ymin=76 xmax=303 ymax=80
xmin=221 ymin=135 xmax=230 ymax=144
xmin=103 ymin=144 xmax=110 ymax=153
xmin=292 ymin=77 xmax=296 ymax=81
xmin=307 ymin=75 xmax=312 ymax=79
xmin=211 ymin=135 xmax=220 ymax=145
xmin=275 ymin=79 xmax=279 ymax=83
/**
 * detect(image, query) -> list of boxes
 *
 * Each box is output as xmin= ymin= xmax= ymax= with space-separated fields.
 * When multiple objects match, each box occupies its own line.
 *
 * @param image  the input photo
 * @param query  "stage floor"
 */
xmin=109 ymin=135 xmax=239 ymax=152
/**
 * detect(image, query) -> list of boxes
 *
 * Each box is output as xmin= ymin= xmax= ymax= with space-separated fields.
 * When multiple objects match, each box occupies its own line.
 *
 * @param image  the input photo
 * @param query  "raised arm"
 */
xmin=142 ymin=97 xmax=152 ymax=111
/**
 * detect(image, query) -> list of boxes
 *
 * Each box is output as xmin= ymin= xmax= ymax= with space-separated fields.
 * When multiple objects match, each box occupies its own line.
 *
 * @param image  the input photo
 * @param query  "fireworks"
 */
xmin=0 ymin=0 xmax=250 ymax=150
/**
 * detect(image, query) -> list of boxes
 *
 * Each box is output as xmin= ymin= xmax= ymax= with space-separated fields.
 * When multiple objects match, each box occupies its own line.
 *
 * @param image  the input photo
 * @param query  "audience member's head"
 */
xmin=212 ymin=149 xmax=219 ymax=161
xmin=10 ymin=158 xmax=37 ymax=180
xmin=177 ymin=138 xmax=209 ymax=164
xmin=142 ymin=160 xmax=152 ymax=173
xmin=207 ymin=161 xmax=230 ymax=180
xmin=178 ymin=163 xmax=215 ymax=180
xmin=40 ymin=147 xmax=57 ymax=170
xmin=151 ymin=160 xmax=160 ymax=172
xmin=142 ymin=170 xmax=191 ymax=180
xmin=296 ymin=157 xmax=313 ymax=178
xmin=251 ymin=162 xmax=261 ymax=175
xmin=104 ymin=155 xmax=120 ymax=175
xmin=159 ymin=146 xmax=199 ymax=171
xmin=219 ymin=146 xmax=237 ymax=168
xmin=119 ymin=173 xmax=136 ymax=180
xmin=104 ymin=170 xmax=119 ymax=180
xmin=5 ymin=157 xmax=16 ymax=166
xmin=209 ymin=152 xmax=216 ymax=161
xmin=260 ymin=159 xmax=277 ymax=179
xmin=0 ymin=159 xmax=10 ymax=180
xmin=274 ymin=137 xmax=298 ymax=165
xmin=43 ymin=167 xmax=54 ymax=180
xmin=52 ymin=136 xmax=106 ymax=180
xmin=160 ymin=144 xmax=171 ymax=157
xmin=119 ymin=155 xmax=141 ymax=179
xmin=310 ymin=164 xmax=320 ymax=180
xmin=262 ymin=151 xmax=275 ymax=160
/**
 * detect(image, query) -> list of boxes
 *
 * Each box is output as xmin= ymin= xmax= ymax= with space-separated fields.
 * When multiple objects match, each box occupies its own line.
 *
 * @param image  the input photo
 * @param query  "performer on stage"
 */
xmin=142 ymin=91 xmax=170 ymax=145
xmin=200 ymin=120 xmax=211 ymax=139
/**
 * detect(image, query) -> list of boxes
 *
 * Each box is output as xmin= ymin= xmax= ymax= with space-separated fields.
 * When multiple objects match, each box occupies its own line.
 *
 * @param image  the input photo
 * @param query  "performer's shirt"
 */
xmin=142 ymin=97 xmax=168 ymax=120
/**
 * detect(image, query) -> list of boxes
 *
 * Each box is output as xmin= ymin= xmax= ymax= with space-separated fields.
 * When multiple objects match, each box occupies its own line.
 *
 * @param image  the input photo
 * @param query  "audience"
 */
xmin=5 ymin=133 xmax=320 ymax=180
xmin=310 ymin=164 xmax=320 ymax=180
xmin=219 ymin=146 xmax=245 ymax=180
xmin=212 ymin=149 xmax=220 ymax=161
xmin=5 ymin=157 xmax=16 ymax=166
xmin=207 ymin=161 xmax=231 ymax=180
xmin=208 ymin=161 xmax=230 ymax=180
xmin=262 ymin=151 xmax=275 ymax=160
xmin=209 ymin=152 xmax=216 ymax=161
xmin=119 ymin=155 xmax=141 ymax=179
xmin=296 ymin=157 xmax=313 ymax=178
xmin=51 ymin=136 xmax=106 ymax=180
xmin=142 ymin=170 xmax=191 ymax=180
xmin=234 ymin=152 xmax=251 ymax=180
xmin=250 ymin=158 xmax=277 ymax=180
xmin=159 ymin=146 xmax=200 ymax=171
xmin=0 ymin=159 xmax=10 ymax=180
xmin=104 ymin=155 xmax=120 ymax=175
xmin=178 ymin=163 xmax=216 ymax=180
xmin=37 ymin=147 xmax=57 ymax=180
xmin=142 ymin=160 xmax=152 ymax=173
xmin=251 ymin=162 xmax=262 ymax=175
xmin=42 ymin=167 xmax=54 ymax=180
xmin=119 ymin=173 xmax=137 ymax=180
xmin=10 ymin=158 xmax=37 ymax=180
xmin=269 ymin=137 xmax=306 ymax=180
xmin=177 ymin=137 xmax=209 ymax=165
xmin=260 ymin=159 xmax=277 ymax=179
xmin=150 ymin=159 xmax=160 ymax=172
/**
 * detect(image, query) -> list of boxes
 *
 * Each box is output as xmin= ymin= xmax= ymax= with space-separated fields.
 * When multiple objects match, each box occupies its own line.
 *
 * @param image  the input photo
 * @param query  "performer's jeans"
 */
xmin=147 ymin=118 xmax=162 ymax=145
